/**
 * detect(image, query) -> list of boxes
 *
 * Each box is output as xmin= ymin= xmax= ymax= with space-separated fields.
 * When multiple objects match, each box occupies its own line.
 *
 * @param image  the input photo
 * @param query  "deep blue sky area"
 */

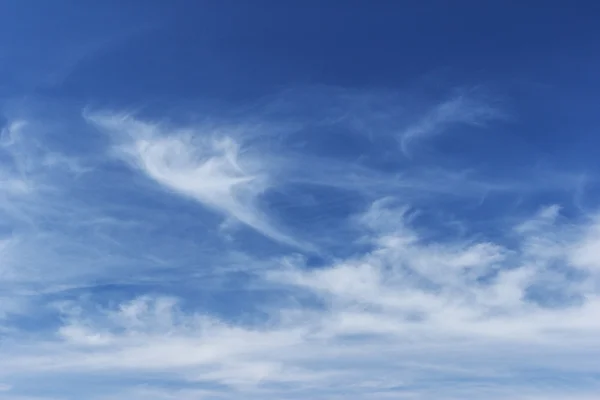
xmin=3 ymin=1 xmax=599 ymax=99
xmin=1 ymin=2 xmax=600 ymax=400
xmin=3 ymin=1 xmax=600 ymax=166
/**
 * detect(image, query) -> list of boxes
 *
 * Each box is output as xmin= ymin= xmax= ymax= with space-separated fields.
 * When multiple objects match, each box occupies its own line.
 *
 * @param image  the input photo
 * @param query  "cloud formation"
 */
xmin=3 ymin=200 xmax=600 ymax=399
xmin=399 ymin=90 xmax=505 ymax=157
xmin=0 ymin=88 xmax=598 ymax=400
xmin=86 ymin=112 xmax=309 ymax=249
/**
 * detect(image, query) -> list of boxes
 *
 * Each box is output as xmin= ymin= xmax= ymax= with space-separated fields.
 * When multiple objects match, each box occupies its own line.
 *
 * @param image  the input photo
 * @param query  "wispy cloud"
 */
xmin=0 ymin=86 xmax=598 ymax=400
xmin=399 ymin=90 xmax=505 ymax=157
xmin=85 ymin=112 xmax=310 ymax=249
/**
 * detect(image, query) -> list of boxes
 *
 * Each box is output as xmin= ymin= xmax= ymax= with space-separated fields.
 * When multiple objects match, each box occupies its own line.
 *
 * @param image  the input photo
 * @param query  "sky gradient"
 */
xmin=2 ymin=1 xmax=600 ymax=399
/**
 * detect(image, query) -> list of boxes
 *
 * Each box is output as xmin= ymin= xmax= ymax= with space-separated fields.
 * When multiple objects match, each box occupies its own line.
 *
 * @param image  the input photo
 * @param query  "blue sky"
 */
xmin=1 ymin=1 xmax=600 ymax=399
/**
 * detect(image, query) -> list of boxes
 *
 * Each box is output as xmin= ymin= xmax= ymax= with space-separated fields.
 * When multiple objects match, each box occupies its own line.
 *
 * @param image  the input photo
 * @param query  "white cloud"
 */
xmin=1 ymin=91 xmax=598 ymax=400
xmin=1 ymin=201 xmax=600 ymax=399
xmin=86 ymin=112 xmax=309 ymax=249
